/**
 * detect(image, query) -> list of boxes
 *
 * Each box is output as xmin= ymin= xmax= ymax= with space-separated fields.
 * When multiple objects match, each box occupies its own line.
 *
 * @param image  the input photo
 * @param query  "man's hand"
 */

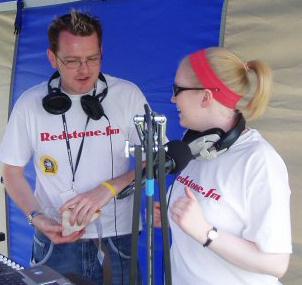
xmin=32 ymin=214 xmax=85 ymax=244
xmin=60 ymin=185 xmax=113 ymax=227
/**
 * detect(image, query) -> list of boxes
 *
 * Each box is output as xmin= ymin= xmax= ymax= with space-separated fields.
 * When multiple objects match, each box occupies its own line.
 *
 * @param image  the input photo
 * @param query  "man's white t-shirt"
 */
xmin=169 ymin=129 xmax=292 ymax=285
xmin=0 ymin=74 xmax=148 ymax=238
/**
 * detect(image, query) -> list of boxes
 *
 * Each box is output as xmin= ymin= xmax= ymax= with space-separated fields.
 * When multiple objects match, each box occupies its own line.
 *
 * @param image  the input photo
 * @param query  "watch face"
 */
xmin=208 ymin=229 xmax=218 ymax=240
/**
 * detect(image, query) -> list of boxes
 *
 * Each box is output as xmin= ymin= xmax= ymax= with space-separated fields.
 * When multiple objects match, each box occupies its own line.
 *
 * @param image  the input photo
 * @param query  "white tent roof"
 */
xmin=0 ymin=0 xmax=80 ymax=12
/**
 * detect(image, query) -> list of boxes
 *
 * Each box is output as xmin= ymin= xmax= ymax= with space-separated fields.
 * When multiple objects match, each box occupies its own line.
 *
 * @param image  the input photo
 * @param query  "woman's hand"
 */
xmin=170 ymin=186 xmax=212 ymax=243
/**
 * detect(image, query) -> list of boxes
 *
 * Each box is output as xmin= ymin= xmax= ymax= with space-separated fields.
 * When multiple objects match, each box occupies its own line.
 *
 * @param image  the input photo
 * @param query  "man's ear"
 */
xmin=47 ymin=49 xmax=58 ymax=69
xmin=200 ymin=89 xmax=213 ymax=108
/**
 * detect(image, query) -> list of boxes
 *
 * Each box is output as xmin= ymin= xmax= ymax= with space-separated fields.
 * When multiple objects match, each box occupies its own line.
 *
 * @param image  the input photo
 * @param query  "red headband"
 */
xmin=189 ymin=49 xmax=241 ymax=109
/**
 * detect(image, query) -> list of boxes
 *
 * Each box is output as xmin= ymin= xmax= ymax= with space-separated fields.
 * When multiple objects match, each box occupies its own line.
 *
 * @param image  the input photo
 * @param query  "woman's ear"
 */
xmin=47 ymin=49 xmax=58 ymax=69
xmin=200 ymin=89 xmax=213 ymax=108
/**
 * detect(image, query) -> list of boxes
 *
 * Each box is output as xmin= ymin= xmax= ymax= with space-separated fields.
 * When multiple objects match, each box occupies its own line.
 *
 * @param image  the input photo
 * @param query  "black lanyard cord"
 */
xmin=62 ymin=114 xmax=90 ymax=187
xmin=60 ymin=85 xmax=98 ymax=187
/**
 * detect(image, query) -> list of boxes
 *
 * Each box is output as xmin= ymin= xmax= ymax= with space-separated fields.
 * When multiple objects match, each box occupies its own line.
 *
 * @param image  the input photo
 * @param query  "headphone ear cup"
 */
xmin=81 ymin=95 xmax=104 ymax=120
xmin=42 ymin=88 xmax=72 ymax=115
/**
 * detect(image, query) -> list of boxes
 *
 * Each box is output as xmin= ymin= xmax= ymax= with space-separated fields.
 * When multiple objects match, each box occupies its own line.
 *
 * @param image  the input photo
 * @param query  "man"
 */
xmin=0 ymin=11 xmax=147 ymax=284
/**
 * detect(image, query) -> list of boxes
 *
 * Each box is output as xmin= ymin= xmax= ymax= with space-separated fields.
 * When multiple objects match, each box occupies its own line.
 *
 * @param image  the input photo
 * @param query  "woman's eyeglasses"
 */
xmin=173 ymin=84 xmax=219 ymax=97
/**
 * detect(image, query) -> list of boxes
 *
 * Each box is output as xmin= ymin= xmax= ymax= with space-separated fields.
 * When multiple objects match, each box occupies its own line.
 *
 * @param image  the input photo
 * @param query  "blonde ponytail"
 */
xmin=205 ymin=48 xmax=272 ymax=120
xmin=245 ymin=60 xmax=272 ymax=120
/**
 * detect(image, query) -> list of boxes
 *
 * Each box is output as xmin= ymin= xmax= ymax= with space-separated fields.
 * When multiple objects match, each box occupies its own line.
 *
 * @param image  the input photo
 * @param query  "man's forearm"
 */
xmin=3 ymin=164 xmax=40 ymax=215
xmin=104 ymin=170 xmax=135 ymax=194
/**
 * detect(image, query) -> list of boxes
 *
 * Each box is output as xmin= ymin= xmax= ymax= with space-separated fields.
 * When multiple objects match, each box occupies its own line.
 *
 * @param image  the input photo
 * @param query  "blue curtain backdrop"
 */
xmin=8 ymin=0 xmax=224 ymax=284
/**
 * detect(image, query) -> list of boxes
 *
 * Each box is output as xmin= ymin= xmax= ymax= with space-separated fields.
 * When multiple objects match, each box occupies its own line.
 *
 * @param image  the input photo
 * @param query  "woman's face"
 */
xmin=172 ymin=65 xmax=206 ymax=130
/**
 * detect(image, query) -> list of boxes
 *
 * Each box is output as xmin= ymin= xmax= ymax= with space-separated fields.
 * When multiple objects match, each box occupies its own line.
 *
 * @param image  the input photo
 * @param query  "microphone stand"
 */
xmin=128 ymin=105 xmax=172 ymax=285
xmin=130 ymin=145 xmax=143 ymax=285
xmin=156 ymin=118 xmax=172 ymax=285
xmin=144 ymin=104 xmax=155 ymax=285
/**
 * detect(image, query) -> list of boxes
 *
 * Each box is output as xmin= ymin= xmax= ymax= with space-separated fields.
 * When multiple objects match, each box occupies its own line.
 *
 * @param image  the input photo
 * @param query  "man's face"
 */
xmin=48 ymin=31 xmax=101 ymax=95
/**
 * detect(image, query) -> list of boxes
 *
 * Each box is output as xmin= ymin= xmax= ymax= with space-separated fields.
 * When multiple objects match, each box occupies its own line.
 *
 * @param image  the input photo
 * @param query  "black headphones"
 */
xmin=43 ymin=71 xmax=108 ymax=120
xmin=182 ymin=111 xmax=246 ymax=159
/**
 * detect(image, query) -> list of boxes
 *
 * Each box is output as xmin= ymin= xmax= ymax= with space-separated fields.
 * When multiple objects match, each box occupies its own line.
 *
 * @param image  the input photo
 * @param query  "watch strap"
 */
xmin=203 ymin=226 xmax=217 ymax=247
xmin=27 ymin=210 xmax=43 ymax=225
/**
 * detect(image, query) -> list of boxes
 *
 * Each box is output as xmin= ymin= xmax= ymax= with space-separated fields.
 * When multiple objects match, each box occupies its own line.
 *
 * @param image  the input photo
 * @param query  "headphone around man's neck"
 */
xmin=43 ymin=71 xmax=108 ymax=120
xmin=182 ymin=111 xmax=246 ymax=160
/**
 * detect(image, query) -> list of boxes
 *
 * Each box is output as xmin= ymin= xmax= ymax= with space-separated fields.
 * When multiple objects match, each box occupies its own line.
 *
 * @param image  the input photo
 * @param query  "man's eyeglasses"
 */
xmin=56 ymin=54 xmax=101 ymax=69
xmin=173 ymin=84 xmax=219 ymax=97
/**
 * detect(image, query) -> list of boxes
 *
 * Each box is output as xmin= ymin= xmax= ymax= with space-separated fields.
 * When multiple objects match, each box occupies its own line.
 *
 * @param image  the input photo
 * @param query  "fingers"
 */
xmin=185 ymin=186 xmax=196 ymax=200
xmin=82 ymin=207 xmax=99 ymax=226
xmin=171 ymin=187 xmax=196 ymax=215
xmin=57 ymin=229 xmax=86 ymax=244
xmin=66 ymin=199 xmax=100 ymax=226
xmin=172 ymin=197 xmax=192 ymax=212
xmin=60 ymin=195 xmax=82 ymax=213
xmin=153 ymin=201 xmax=162 ymax=228
xmin=154 ymin=201 xmax=160 ymax=210
xmin=69 ymin=204 xmax=85 ymax=225
xmin=170 ymin=204 xmax=184 ymax=225
xmin=69 ymin=201 xmax=87 ymax=225
xmin=45 ymin=223 xmax=62 ymax=233
xmin=35 ymin=215 xmax=62 ymax=233
xmin=170 ymin=195 xmax=195 ymax=225
xmin=50 ymin=229 xmax=86 ymax=244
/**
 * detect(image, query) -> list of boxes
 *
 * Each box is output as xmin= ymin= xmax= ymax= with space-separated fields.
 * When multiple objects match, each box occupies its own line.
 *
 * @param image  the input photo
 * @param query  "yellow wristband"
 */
xmin=101 ymin=181 xmax=117 ymax=197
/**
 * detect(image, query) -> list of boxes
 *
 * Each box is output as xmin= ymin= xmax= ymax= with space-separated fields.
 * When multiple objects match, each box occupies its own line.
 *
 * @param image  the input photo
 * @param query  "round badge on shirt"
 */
xmin=40 ymin=155 xmax=58 ymax=175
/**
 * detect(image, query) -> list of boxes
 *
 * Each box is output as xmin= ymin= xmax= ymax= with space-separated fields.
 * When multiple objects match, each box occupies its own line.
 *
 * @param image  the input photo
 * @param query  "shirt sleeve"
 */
xmin=0 ymin=98 xmax=33 ymax=166
xmin=242 ymin=144 xmax=292 ymax=253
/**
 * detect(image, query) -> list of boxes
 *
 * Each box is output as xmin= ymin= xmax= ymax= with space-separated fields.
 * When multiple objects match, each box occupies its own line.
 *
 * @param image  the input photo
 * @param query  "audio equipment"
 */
xmin=117 ymin=140 xmax=193 ymax=199
xmin=182 ymin=111 xmax=246 ymax=160
xmin=42 ymin=71 xmax=108 ymax=120
xmin=0 ymin=254 xmax=76 ymax=284
xmin=0 ymin=254 xmax=25 ymax=284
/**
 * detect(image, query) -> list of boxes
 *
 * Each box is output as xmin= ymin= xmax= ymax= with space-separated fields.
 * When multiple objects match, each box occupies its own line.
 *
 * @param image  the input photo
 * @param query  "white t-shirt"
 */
xmin=169 ymin=129 xmax=292 ymax=285
xmin=0 ymin=74 xmax=148 ymax=238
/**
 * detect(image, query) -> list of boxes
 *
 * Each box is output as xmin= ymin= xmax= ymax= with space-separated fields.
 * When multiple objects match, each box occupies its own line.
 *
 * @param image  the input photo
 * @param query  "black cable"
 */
xmin=158 ymin=176 xmax=176 ymax=285
xmin=167 ymin=178 xmax=177 ymax=209
xmin=104 ymin=115 xmax=124 ymax=285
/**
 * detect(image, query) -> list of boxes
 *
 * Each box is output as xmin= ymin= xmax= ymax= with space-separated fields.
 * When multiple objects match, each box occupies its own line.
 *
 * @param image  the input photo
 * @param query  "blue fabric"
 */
xmin=8 ymin=0 xmax=224 ymax=284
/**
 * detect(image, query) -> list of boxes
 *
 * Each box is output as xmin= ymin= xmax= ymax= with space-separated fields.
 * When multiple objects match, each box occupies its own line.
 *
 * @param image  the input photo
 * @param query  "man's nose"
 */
xmin=78 ymin=61 xmax=90 ymax=72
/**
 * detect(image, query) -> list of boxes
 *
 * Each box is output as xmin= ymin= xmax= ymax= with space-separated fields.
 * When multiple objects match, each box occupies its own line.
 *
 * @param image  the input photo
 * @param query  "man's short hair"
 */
xmin=48 ymin=10 xmax=102 ymax=53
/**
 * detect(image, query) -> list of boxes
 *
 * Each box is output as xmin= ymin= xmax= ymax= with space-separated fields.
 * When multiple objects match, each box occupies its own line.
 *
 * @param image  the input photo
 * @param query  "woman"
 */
xmin=166 ymin=47 xmax=292 ymax=285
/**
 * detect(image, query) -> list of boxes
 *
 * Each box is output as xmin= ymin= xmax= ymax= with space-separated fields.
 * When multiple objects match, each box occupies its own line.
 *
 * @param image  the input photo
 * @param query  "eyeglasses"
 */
xmin=173 ymin=83 xmax=219 ymax=97
xmin=56 ymin=54 xmax=101 ymax=69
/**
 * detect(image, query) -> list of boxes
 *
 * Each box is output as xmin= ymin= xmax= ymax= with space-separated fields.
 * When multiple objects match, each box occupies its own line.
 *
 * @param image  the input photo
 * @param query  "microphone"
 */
xmin=117 ymin=140 xmax=193 ymax=199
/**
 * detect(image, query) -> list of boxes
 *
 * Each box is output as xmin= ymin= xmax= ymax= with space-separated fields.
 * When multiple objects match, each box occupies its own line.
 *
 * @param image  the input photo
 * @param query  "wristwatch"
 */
xmin=203 ymin=226 xmax=218 ymax=247
xmin=27 ymin=210 xmax=43 ymax=226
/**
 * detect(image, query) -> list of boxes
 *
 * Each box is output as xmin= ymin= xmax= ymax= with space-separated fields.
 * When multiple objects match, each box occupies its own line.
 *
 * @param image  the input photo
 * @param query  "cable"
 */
xmin=104 ymin=115 xmax=124 ymax=285
xmin=167 ymin=178 xmax=177 ymax=209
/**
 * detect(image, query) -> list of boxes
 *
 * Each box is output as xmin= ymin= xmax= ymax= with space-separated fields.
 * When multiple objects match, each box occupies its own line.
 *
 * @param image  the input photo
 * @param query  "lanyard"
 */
xmin=60 ymin=86 xmax=97 ymax=190
xmin=62 ymin=114 xmax=90 ymax=190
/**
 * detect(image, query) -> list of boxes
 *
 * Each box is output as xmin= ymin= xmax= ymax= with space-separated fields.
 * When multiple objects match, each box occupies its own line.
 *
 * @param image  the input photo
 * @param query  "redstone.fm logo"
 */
xmin=40 ymin=126 xmax=120 ymax=142
xmin=176 ymin=175 xmax=221 ymax=201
